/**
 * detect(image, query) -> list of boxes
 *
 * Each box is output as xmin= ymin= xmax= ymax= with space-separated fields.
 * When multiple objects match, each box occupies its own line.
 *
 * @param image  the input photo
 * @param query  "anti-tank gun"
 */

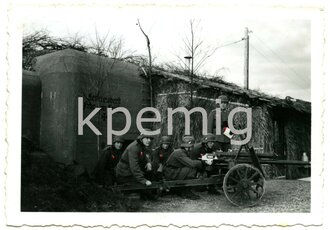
xmin=111 ymin=133 xmax=310 ymax=207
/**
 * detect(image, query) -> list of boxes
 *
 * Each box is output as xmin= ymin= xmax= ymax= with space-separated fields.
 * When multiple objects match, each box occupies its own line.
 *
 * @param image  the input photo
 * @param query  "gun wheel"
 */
xmin=223 ymin=163 xmax=265 ymax=207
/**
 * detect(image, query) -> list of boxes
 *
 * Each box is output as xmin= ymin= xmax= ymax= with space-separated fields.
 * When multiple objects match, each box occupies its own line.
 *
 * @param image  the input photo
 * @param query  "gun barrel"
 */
xmin=215 ymin=151 xmax=277 ymax=159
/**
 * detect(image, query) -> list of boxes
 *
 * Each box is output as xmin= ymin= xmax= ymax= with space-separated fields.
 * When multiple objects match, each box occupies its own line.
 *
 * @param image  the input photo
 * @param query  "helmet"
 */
xmin=180 ymin=135 xmax=195 ymax=148
xmin=113 ymin=136 xmax=125 ymax=143
xmin=137 ymin=128 xmax=155 ymax=140
xmin=218 ymin=95 xmax=229 ymax=103
xmin=202 ymin=133 xmax=217 ymax=143
xmin=160 ymin=136 xmax=171 ymax=144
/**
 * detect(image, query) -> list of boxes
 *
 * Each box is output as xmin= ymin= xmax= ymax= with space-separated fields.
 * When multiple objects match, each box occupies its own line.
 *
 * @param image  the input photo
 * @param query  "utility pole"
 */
xmin=244 ymin=27 xmax=249 ymax=90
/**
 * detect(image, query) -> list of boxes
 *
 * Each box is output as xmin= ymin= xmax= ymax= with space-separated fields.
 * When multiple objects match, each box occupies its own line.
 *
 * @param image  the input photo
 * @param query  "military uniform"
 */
xmin=190 ymin=142 xmax=214 ymax=160
xmin=190 ymin=133 xmax=216 ymax=176
xmin=207 ymin=95 xmax=231 ymax=151
xmin=191 ymin=134 xmax=221 ymax=195
xmin=152 ymin=136 xmax=173 ymax=180
xmin=92 ymin=138 xmax=124 ymax=186
xmin=152 ymin=146 xmax=172 ymax=167
xmin=164 ymin=144 xmax=202 ymax=181
xmin=164 ymin=136 xmax=202 ymax=200
xmin=116 ymin=140 xmax=151 ymax=185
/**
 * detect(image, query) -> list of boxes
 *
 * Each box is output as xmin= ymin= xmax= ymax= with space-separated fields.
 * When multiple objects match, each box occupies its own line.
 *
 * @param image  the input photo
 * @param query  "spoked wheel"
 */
xmin=223 ymin=163 xmax=265 ymax=207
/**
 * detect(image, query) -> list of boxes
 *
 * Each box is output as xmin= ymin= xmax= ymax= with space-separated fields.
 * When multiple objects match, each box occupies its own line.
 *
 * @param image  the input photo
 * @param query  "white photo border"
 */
xmin=3 ymin=1 xmax=326 ymax=228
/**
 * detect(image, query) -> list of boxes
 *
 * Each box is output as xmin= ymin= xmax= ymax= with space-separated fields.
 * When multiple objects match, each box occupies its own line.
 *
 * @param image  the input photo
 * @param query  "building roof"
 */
xmin=152 ymin=69 xmax=311 ymax=114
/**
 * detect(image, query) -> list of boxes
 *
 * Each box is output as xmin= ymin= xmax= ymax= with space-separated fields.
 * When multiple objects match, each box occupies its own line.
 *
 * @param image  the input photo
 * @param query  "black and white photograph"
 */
xmin=1 ymin=0 xmax=328 ymax=228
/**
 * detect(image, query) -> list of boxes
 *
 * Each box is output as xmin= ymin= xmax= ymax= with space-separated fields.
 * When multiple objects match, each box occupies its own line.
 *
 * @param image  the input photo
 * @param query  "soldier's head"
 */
xmin=137 ymin=129 xmax=154 ymax=147
xmin=113 ymin=136 xmax=124 ymax=150
xmin=180 ymin=135 xmax=195 ymax=152
xmin=216 ymin=95 xmax=229 ymax=110
xmin=202 ymin=133 xmax=217 ymax=150
xmin=160 ymin=135 xmax=171 ymax=150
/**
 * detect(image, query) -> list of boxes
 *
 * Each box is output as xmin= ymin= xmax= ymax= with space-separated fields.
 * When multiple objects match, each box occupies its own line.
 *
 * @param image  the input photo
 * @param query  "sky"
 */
xmin=21 ymin=5 xmax=311 ymax=101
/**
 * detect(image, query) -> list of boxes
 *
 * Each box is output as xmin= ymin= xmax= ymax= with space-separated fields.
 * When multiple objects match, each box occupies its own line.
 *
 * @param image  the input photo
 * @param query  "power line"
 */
xmin=249 ymin=43 xmax=300 ymax=86
xmin=249 ymin=43 xmax=309 ymax=89
xmin=253 ymin=33 xmax=310 ymax=85
xmin=216 ymin=38 xmax=244 ymax=49
xmin=193 ymin=38 xmax=244 ymax=72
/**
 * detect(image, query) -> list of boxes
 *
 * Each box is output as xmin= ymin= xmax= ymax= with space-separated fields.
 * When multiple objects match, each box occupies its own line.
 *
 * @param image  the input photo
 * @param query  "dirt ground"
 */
xmin=139 ymin=179 xmax=310 ymax=212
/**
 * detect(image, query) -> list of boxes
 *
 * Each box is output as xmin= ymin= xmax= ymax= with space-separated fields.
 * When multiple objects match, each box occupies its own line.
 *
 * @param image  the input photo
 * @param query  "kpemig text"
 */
xmin=77 ymin=97 xmax=252 ymax=145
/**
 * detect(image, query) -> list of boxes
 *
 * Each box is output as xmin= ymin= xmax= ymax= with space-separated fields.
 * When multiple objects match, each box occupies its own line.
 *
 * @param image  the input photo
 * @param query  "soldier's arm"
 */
xmin=176 ymin=153 xmax=202 ymax=169
xmin=127 ymin=147 xmax=147 ymax=185
xmin=189 ymin=147 xmax=199 ymax=160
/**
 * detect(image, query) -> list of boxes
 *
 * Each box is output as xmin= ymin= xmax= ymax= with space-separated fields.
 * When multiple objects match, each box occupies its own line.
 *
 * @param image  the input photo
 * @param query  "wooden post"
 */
xmin=244 ymin=27 xmax=249 ymax=90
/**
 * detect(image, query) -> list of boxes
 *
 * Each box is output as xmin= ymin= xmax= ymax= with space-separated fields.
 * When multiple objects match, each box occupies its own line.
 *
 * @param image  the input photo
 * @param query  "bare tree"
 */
xmin=136 ymin=19 xmax=154 ymax=107
xmin=136 ymin=19 xmax=152 ymax=74
xmin=168 ymin=19 xmax=224 ymax=107
xmin=81 ymin=28 xmax=129 ymax=97
xmin=22 ymin=29 xmax=134 ymax=70
xmin=23 ymin=29 xmax=87 ymax=70
xmin=174 ymin=19 xmax=221 ymax=76
xmin=88 ymin=28 xmax=132 ymax=59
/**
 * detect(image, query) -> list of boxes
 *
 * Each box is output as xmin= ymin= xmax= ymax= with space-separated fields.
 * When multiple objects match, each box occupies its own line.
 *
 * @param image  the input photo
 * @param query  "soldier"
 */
xmin=116 ymin=130 xmax=154 ymax=187
xmin=152 ymin=135 xmax=173 ymax=180
xmin=207 ymin=95 xmax=232 ymax=151
xmin=190 ymin=133 xmax=216 ymax=160
xmin=164 ymin=135 xmax=203 ymax=200
xmin=190 ymin=133 xmax=221 ymax=195
xmin=92 ymin=136 xmax=125 ymax=187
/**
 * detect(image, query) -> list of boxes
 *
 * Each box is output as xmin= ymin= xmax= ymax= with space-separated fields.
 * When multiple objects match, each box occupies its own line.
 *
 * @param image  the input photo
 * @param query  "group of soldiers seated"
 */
xmin=92 ymin=132 xmax=229 ymax=200
xmin=92 ymin=95 xmax=231 ymax=200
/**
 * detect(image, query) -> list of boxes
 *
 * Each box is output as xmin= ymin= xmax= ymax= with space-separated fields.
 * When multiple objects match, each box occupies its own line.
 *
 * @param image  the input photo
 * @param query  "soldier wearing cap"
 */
xmin=116 ymin=130 xmax=154 ymax=187
xmin=190 ymin=133 xmax=217 ymax=160
xmin=164 ymin=135 xmax=202 ymax=200
xmin=152 ymin=135 xmax=173 ymax=180
xmin=92 ymin=136 xmax=125 ymax=187
xmin=190 ymin=133 xmax=221 ymax=195
xmin=207 ymin=95 xmax=232 ymax=151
